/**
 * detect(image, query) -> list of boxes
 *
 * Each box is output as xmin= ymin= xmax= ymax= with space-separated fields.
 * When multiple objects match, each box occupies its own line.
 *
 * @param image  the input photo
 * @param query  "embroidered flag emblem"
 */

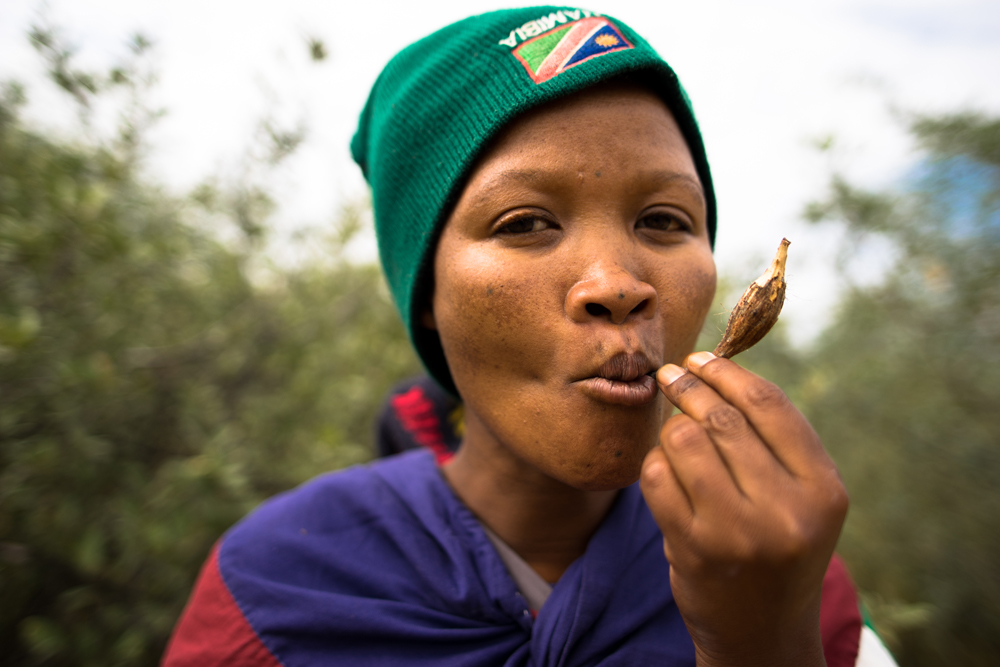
xmin=512 ymin=17 xmax=633 ymax=84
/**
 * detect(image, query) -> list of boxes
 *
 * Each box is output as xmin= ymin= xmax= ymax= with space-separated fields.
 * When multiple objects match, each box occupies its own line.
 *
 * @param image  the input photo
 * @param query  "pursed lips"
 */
xmin=591 ymin=351 xmax=655 ymax=382
xmin=573 ymin=351 xmax=660 ymax=407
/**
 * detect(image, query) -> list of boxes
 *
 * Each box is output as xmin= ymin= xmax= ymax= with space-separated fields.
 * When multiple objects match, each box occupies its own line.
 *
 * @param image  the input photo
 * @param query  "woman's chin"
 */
xmin=460 ymin=383 xmax=665 ymax=493
xmin=550 ymin=439 xmax=654 ymax=492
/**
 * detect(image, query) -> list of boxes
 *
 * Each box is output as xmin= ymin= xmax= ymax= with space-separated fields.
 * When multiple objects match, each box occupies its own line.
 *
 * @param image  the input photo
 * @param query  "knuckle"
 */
xmin=640 ymin=450 xmax=668 ymax=487
xmin=669 ymin=372 xmax=701 ymax=398
xmin=814 ymin=468 xmax=851 ymax=520
xmin=780 ymin=507 xmax=836 ymax=562
xmin=828 ymin=481 xmax=851 ymax=518
xmin=703 ymin=404 xmax=746 ymax=435
xmin=770 ymin=517 xmax=812 ymax=564
xmin=687 ymin=475 xmax=713 ymax=502
xmin=742 ymin=380 xmax=789 ymax=411
xmin=665 ymin=420 xmax=705 ymax=452
xmin=783 ymin=525 xmax=812 ymax=561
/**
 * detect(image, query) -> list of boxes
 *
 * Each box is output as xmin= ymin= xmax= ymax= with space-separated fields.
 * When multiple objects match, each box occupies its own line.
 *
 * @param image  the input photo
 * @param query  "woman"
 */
xmin=163 ymin=7 xmax=894 ymax=666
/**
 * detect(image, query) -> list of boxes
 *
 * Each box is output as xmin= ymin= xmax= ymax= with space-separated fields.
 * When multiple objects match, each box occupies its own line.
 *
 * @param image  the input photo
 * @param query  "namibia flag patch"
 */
xmin=512 ymin=17 xmax=633 ymax=84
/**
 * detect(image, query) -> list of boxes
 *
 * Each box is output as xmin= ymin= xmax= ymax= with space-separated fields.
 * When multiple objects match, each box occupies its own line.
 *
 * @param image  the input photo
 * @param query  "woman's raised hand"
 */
xmin=640 ymin=351 xmax=849 ymax=667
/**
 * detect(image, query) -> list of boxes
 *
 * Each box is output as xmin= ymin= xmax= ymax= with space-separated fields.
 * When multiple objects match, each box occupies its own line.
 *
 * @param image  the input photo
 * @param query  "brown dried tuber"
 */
xmin=712 ymin=238 xmax=789 ymax=359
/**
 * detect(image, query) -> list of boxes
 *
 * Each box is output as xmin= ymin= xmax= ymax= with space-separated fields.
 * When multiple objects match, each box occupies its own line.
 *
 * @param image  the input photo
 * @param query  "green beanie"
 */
xmin=351 ymin=6 xmax=716 ymax=395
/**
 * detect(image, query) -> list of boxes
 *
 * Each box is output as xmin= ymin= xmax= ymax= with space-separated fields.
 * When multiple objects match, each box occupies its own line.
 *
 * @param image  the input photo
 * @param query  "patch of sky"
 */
xmin=848 ymin=2 xmax=1000 ymax=46
xmin=902 ymin=155 xmax=1000 ymax=238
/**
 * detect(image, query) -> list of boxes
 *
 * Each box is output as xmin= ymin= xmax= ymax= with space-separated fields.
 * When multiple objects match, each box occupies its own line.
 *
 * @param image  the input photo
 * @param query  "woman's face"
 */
xmin=426 ymin=84 xmax=717 ymax=491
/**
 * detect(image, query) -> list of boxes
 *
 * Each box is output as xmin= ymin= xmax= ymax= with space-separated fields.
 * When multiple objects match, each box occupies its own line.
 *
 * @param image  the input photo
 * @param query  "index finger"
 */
xmin=655 ymin=364 xmax=785 ymax=495
xmin=682 ymin=352 xmax=833 ymax=478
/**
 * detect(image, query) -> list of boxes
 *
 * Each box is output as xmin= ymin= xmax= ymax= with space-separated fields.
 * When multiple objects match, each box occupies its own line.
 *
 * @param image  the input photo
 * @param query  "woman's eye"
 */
xmin=636 ymin=211 xmax=690 ymax=233
xmin=497 ymin=215 xmax=552 ymax=235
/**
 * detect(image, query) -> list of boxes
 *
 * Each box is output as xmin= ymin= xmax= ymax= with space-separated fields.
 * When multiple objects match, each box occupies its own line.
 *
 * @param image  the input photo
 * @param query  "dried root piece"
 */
xmin=713 ymin=238 xmax=790 ymax=359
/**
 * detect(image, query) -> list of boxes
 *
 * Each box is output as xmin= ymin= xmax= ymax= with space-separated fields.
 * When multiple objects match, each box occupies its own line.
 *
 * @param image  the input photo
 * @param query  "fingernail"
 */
xmin=656 ymin=363 xmax=686 ymax=386
xmin=687 ymin=351 xmax=717 ymax=369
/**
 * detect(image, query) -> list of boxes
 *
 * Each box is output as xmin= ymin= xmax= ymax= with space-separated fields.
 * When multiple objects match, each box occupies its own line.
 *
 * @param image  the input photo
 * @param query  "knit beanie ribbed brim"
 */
xmin=351 ymin=6 xmax=716 ymax=395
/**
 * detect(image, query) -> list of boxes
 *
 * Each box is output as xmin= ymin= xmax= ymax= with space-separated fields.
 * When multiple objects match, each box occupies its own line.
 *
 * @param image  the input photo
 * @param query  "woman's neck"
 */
xmin=441 ymin=429 xmax=619 ymax=584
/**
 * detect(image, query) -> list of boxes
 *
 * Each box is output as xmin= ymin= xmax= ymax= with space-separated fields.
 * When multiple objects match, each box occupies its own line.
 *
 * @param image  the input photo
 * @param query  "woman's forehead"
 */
xmin=460 ymin=84 xmax=700 ymax=200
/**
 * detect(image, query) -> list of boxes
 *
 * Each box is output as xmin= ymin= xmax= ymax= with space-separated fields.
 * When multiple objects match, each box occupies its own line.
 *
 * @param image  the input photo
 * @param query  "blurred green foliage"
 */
xmin=2 ymin=21 xmax=998 ymax=667
xmin=0 ymin=29 xmax=419 ymax=666
xmin=712 ymin=113 xmax=1000 ymax=665
xmin=802 ymin=112 xmax=1000 ymax=666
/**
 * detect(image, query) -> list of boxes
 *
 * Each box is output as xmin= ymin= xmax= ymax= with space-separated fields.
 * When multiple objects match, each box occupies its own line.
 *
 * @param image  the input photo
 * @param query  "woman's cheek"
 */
xmin=661 ymin=260 xmax=717 ymax=363
xmin=434 ymin=253 xmax=557 ymax=378
xmin=687 ymin=262 xmax=718 ymax=327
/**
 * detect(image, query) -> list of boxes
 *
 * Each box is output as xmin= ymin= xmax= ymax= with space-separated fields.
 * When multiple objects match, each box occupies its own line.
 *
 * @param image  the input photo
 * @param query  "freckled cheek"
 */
xmin=688 ymin=263 xmax=718 ymax=319
xmin=434 ymin=252 xmax=560 ymax=374
xmin=655 ymin=259 xmax=717 ymax=358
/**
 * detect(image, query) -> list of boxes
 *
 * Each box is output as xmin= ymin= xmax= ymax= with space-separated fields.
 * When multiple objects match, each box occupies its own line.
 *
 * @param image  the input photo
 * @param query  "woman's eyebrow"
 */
xmin=468 ymin=168 xmax=705 ymax=206
xmin=469 ymin=169 xmax=543 ymax=206
xmin=641 ymin=170 xmax=705 ymax=199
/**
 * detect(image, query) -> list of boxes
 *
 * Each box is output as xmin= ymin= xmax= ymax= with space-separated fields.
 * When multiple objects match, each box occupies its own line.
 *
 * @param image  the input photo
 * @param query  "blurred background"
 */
xmin=0 ymin=1 xmax=997 ymax=665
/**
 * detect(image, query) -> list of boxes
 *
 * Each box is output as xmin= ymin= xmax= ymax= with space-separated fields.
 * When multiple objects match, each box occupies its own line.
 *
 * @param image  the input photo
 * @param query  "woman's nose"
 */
xmin=565 ymin=263 xmax=658 ymax=325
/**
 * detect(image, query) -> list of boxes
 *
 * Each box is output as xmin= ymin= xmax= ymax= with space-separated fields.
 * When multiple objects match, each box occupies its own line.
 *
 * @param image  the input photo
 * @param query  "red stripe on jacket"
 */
xmin=161 ymin=545 xmax=282 ymax=667
xmin=821 ymin=554 xmax=863 ymax=667
xmin=390 ymin=385 xmax=454 ymax=464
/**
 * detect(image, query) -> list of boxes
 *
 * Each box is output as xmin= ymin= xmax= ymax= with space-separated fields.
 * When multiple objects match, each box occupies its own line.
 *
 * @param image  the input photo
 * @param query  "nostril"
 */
xmin=567 ymin=275 xmax=658 ymax=324
xmin=586 ymin=303 xmax=611 ymax=317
